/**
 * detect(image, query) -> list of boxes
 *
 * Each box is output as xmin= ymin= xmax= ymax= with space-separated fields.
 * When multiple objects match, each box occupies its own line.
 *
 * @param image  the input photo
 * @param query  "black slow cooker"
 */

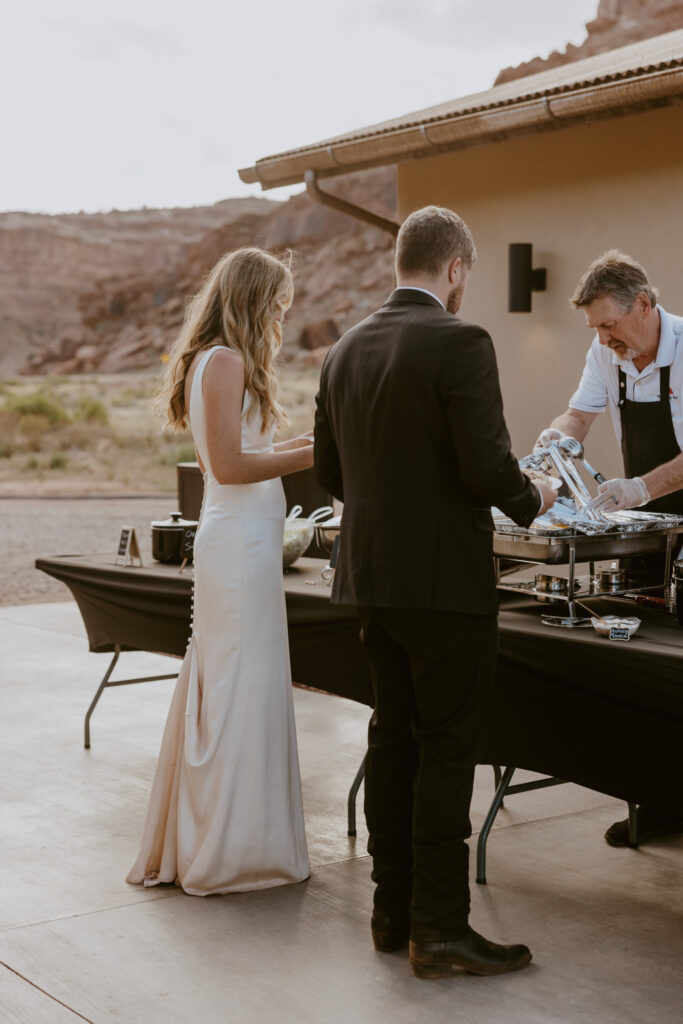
xmin=151 ymin=512 xmax=199 ymax=564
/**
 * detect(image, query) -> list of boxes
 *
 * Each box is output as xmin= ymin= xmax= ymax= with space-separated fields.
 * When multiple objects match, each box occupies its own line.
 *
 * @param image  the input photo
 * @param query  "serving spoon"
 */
xmin=557 ymin=436 xmax=607 ymax=485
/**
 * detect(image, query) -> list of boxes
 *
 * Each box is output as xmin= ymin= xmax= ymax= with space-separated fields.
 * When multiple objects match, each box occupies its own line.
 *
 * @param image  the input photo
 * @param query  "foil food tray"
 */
xmin=493 ymin=517 xmax=683 ymax=565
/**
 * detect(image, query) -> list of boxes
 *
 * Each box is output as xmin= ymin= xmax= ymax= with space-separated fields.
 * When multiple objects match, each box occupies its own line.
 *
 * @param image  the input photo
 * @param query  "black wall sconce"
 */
xmin=508 ymin=243 xmax=547 ymax=313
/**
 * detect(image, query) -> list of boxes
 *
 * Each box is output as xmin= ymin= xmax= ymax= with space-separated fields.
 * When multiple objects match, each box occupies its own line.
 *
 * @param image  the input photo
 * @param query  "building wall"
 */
xmin=397 ymin=105 xmax=683 ymax=478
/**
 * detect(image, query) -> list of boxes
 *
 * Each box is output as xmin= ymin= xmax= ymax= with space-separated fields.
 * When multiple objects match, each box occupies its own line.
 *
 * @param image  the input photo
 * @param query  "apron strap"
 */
xmin=660 ymin=363 xmax=671 ymax=404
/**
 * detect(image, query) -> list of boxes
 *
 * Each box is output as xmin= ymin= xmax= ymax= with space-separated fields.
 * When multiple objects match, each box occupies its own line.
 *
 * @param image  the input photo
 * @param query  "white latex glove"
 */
xmin=589 ymin=477 xmax=650 ymax=513
xmin=533 ymin=427 xmax=562 ymax=452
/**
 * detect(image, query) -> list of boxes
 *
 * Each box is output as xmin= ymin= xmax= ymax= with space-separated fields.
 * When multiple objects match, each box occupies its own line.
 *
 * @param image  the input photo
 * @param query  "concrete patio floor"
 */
xmin=0 ymin=600 xmax=681 ymax=1024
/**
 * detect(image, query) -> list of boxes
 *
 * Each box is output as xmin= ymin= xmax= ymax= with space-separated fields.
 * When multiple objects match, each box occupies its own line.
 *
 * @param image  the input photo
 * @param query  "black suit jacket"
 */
xmin=313 ymin=289 xmax=539 ymax=614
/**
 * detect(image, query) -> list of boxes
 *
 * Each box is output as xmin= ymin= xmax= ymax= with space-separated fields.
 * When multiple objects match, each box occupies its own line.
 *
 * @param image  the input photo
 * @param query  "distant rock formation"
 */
xmin=2 ymin=169 xmax=396 ymax=377
xmin=495 ymin=0 xmax=683 ymax=84
xmin=297 ymin=318 xmax=341 ymax=351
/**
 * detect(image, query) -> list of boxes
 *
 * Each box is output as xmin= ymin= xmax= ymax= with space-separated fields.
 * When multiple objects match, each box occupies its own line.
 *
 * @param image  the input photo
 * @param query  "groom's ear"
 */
xmin=448 ymin=257 xmax=463 ymax=284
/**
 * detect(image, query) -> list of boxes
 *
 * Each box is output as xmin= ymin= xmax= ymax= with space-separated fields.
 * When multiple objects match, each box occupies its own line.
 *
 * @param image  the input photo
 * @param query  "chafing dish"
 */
xmin=496 ymin=438 xmax=683 ymax=625
xmin=492 ymin=512 xmax=683 ymax=565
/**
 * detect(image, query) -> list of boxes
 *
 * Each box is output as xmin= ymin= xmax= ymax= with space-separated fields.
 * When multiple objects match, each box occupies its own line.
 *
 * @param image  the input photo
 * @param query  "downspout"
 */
xmin=304 ymin=169 xmax=399 ymax=238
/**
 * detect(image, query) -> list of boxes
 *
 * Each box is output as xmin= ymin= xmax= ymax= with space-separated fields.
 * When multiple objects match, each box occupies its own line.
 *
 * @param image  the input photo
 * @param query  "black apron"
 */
xmin=618 ymin=363 xmax=683 ymax=584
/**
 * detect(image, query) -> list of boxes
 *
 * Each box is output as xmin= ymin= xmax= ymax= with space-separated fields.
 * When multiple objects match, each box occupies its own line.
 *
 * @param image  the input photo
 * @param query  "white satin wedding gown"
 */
xmin=127 ymin=345 xmax=310 ymax=894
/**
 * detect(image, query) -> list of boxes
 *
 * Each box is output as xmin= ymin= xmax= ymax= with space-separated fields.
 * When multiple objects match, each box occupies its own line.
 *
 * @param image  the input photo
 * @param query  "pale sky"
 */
xmin=2 ymin=0 xmax=599 ymax=213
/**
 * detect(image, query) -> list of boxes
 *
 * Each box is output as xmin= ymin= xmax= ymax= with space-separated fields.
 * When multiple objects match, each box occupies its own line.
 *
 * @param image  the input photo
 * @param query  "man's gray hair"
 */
xmin=571 ymin=250 xmax=658 ymax=310
xmin=395 ymin=206 xmax=476 ymax=278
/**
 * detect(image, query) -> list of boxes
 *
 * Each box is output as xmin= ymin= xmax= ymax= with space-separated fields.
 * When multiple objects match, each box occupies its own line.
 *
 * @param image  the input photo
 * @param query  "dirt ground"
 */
xmin=2 ymin=497 xmax=174 ymax=605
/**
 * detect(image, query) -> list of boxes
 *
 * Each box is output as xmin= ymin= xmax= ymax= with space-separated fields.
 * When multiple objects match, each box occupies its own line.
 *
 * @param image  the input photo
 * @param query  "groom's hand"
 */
xmin=535 ymin=481 xmax=556 ymax=516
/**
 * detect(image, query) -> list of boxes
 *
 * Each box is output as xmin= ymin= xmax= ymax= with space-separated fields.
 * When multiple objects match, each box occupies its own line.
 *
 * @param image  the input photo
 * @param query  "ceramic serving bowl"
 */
xmin=590 ymin=615 xmax=641 ymax=638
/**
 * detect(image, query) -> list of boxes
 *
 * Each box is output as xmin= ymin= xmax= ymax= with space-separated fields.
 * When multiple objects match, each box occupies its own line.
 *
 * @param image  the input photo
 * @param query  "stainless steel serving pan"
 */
xmin=316 ymin=512 xmax=683 ymax=567
xmin=492 ymin=524 xmax=683 ymax=565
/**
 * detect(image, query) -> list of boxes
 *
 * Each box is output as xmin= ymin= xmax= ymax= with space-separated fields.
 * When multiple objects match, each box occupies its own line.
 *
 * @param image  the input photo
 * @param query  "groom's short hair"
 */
xmin=395 ymin=206 xmax=476 ymax=278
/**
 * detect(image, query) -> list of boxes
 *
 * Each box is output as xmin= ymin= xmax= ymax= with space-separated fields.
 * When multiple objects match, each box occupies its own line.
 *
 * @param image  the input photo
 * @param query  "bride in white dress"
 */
xmin=127 ymin=248 xmax=312 ymax=895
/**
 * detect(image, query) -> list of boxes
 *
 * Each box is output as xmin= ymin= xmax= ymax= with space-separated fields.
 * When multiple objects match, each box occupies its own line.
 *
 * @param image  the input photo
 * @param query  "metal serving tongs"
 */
xmin=546 ymin=441 xmax=594 ymax=507
xmin=520 ymin=443 xmax=609 ymax=528
xmin=546 ymin=441 xmax=614 ymax=528
xmin=556 ymin=436 xmax=607 ymax=485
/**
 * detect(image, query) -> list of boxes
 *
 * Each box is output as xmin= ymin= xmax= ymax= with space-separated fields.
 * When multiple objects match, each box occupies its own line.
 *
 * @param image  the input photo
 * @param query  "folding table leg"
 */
xmin=627 ymin=803 xmax=639 ymax=848
xmin=476 ymin=765 xmax=516 ymax=885
xmin=347 ymin=754 xmax=366 ymax=836
xmin=84 ymin=647 xmax=121 ymax=749
xmin=83 ymin=647 xmax=178 ymax=749
xmin=492 ymin=764 xmax=503 ymax=804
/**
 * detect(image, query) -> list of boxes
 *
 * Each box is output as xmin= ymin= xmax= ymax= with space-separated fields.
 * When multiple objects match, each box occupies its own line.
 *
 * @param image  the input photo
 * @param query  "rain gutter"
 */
xmin=304 ymin=169 xmax=399 ymax=237
xmin=239 ymin=64 xmax=683 ymax=192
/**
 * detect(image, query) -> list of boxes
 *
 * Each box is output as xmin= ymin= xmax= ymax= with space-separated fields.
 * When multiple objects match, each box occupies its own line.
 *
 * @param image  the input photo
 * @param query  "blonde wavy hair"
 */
xmin=160 ymin=247 xmax=293 ymax=432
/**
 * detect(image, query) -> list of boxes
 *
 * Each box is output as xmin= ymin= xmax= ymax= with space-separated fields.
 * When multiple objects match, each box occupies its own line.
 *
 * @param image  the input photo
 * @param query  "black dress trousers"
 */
xmin=358 ymin=605 xmax=498 ymax=941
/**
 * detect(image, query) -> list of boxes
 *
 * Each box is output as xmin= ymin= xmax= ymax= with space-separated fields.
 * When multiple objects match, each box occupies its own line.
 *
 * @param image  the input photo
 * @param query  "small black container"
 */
xmin=151 ymin=512 xmax=199 ymax=564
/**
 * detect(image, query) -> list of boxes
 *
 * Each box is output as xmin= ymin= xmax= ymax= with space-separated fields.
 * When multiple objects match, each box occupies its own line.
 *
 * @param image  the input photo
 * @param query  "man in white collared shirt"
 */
xmin=536 ymin=251 xmax=683 ymax=514
xmin=535 ymin=250 xmax=683 ymax=848
xmin=568 ymin=301 xmax=683 ymax=455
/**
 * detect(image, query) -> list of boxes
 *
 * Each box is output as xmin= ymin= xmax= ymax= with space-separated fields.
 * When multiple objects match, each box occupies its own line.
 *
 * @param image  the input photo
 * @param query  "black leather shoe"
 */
xmin=371 ymin=913 xmax=410 ymax=952
xmin=605 ymin=808 xmax=683 ymax=848
xmin=409 ymin=927 xmax=532 ymax=978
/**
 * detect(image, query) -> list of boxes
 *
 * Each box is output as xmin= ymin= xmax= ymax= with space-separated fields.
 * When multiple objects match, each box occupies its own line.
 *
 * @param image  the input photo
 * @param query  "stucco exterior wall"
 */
xmin=397 ymin=105 xmax=683 ymax=478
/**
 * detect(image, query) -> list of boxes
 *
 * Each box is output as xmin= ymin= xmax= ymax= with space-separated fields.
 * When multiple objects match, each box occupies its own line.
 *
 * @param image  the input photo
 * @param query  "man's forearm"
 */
xmin=549 ymin=408 xmax=597 ymax=443
xmin=642 ymin=451 xmax=683 ymax=501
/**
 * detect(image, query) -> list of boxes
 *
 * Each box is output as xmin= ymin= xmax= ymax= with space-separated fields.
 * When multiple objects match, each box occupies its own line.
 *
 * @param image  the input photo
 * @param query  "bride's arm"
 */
xmin=203 ymin=349 xmax=313 ymax=484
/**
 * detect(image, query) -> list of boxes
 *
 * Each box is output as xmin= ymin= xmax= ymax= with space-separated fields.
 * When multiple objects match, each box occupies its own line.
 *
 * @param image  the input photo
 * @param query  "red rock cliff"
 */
xmin=2 ymin=170 xmax=396 ymax=376
xmin=495 ymin=0 xmax=683 ymax=84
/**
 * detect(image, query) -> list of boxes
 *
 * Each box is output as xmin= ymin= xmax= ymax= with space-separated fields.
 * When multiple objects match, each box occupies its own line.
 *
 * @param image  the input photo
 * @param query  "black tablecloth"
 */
xmin=36 ymin=554 xmax=683 ymax=810
xmin=492 ymin=597 xmax=683 ymax=810
xmin=35 ymin=555 xmax=373 ymax=706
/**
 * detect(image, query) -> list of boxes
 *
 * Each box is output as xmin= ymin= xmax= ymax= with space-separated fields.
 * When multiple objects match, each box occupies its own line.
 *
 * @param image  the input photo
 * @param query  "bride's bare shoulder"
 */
xmin=186 ymin=345 xmax=243 ymax=398
xmin=203 ymin=348 xmax=245 ymax=395
xmin=206 ymin=346 xmax=244 ymax=373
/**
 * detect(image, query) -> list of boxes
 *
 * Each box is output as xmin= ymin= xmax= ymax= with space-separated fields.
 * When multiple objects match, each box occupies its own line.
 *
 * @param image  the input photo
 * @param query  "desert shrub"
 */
xmin=158 ymin=441 xmax=196 ymax=466
xmin=113 ymin=384 xmax=155 ymax=406
xmin=49 ymin=453 xmax=69 ymax=469
xmin=24 ymin=456 xmax=39 ymax=470
xmin=16 ymin=413 xmax=53 ymax=450
xmin=0 ymin=406 xmax=18 ymax=438
xmin=58 ymin=422 xmax=98 ymax=451
xmin=175 ymin=442 xmax=196 ymax=463
xmin=75 ymin=397 xmax=109 ymax=424
xmin=8 ymin=391 xmax=70 ymax=426
xmin=0 ymin=442 xmax=12 ymax=458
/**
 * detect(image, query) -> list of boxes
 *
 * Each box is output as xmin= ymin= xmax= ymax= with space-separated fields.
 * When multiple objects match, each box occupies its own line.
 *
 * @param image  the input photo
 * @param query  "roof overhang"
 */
xmin=239 ymin=30 xmax=683 ymax=191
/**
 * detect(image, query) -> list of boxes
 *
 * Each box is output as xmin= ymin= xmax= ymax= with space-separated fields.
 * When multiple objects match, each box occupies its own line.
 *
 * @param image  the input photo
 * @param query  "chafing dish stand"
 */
xmin=493 ymin=521 xmax=683 ymax=627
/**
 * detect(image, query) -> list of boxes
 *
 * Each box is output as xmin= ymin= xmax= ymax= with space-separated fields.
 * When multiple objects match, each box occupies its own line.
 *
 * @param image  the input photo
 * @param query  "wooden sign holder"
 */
xmin=115 ymin=526 xmax=143 ymax=567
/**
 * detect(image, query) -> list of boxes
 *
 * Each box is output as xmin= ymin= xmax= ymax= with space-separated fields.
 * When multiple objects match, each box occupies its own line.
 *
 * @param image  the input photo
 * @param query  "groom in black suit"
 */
xmin=314 ymin=206 xmax=555 ymax=978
